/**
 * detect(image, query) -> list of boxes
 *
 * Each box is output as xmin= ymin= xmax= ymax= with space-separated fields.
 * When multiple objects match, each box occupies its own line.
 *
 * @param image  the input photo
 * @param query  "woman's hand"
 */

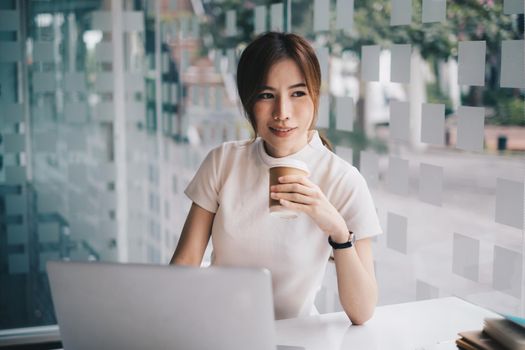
xmin=270 ymin=175 xmax=348 ymax=242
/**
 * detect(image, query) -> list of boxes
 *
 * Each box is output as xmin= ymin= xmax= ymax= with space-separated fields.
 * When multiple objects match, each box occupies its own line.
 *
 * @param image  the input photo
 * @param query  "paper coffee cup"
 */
xmin=269 ymin=159 xmax=309 ymax=219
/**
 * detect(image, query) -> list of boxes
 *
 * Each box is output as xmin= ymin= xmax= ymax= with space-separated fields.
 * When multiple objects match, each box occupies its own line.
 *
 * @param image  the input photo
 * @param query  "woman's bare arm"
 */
xmin=169 ymin=202 xmax=215 ymax=266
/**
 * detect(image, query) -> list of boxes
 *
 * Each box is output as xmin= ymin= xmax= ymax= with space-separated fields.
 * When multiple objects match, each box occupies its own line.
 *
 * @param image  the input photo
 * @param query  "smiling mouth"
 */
xmin=269 ymin=126 xmax=297 ymax=137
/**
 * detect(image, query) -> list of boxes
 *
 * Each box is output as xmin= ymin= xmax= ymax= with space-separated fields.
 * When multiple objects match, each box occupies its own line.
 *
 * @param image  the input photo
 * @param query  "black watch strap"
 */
xmin=328 ymin=232 xmax=355 ymax=249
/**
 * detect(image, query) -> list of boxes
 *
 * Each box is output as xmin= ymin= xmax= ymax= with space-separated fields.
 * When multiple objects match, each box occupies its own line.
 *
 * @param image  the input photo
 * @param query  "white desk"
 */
xmin=0 ymin=297 xmax=499 ymax=349
xmin=276 ymin=297 xmax=499 ymax=350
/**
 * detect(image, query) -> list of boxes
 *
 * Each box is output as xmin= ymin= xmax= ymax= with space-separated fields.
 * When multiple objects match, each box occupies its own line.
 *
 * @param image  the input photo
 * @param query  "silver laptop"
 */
xmin=47 ymin=261 xmax=302 ymax=350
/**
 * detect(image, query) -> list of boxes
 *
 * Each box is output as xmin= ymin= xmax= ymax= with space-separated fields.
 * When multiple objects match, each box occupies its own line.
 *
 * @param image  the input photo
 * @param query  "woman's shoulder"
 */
xmin=213 ymin=138 xmax=256 ymax=155
xmin=204 ymin=138 xmax=258 ymax=167
xmin=316 ymin=148 xmax=365 ymax=185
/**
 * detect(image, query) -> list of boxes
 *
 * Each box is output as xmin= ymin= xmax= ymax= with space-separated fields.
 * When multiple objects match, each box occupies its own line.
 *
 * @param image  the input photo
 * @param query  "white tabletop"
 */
xmin=0 ymin=296 xmax=499 ymax=350
xmin=275 ymin=297 xmax=500 ymax=350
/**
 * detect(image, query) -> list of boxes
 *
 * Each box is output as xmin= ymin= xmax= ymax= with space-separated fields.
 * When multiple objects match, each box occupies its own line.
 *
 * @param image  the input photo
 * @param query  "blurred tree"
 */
xmin=199 ymin=0 xmax=523 ymax=128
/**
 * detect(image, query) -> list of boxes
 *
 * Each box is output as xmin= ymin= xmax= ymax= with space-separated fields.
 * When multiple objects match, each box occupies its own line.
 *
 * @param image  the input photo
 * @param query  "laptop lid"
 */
xmin=47 ymin=261 xmax=277 ymax=350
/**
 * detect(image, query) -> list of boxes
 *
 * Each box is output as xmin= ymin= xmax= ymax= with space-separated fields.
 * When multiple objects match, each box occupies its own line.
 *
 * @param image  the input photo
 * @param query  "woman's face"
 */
xmin=253 ymin=58 xmax=315 ymax=158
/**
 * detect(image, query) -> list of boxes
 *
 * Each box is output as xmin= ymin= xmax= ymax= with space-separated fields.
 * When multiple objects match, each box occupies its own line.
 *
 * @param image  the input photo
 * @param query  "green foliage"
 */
xmin=199 ymin=0 xmax=524 ymax=130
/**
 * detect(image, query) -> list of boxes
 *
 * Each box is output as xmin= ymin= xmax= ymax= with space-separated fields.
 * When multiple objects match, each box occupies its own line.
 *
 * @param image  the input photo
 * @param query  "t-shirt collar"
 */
xmin=257 ymin=130 xmax=324 ymax=167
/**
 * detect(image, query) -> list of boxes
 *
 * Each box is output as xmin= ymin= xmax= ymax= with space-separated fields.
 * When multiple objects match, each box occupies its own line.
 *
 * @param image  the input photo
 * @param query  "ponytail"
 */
xmin=317 ymin=131 xmax=333 ymax=152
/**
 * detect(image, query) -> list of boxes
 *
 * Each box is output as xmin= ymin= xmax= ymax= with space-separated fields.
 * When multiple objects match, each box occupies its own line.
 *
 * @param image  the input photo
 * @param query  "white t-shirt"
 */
xmin=184 ymin=130 xmax=382 ymax=320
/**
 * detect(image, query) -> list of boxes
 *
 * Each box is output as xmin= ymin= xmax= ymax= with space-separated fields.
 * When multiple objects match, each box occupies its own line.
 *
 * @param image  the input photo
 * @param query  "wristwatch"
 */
xmin=328 ymin=231 xmax=355 ymax=249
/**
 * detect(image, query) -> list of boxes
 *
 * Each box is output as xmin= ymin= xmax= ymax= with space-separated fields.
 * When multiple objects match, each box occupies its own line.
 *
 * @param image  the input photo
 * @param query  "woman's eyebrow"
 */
xmin=260 ymin=83 xmax=307 ymax=91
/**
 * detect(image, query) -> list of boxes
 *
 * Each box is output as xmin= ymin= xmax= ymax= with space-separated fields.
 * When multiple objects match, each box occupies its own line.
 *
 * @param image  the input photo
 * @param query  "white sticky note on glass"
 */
xmin=8 ymin=254 xmax=29 ymax=275
xmin=361 ymin=45 xmax=380 ymax=81
xmin=495 ymin=178 xmax=524 ymax=229
xmin=215 ymin=86 xmax=223 ymax=110
xmin=99 ymin=163 xmax=116 ymax=182
xmin=203 ymin=86 xmax=210 ymax=108
xmin=94 ymin=102 xmax=114 ymax=121
xmin=387 ymin=156 xmax=409 ymax=195
xmin=270 ymin=3 xmax=284 ymax=32
xmin=64 ymin=73 xmax=87 ymax=92
xmin=181 ymin=50 xmax=190 ymax=72
xmin=314 ymin=0 xmax=330 ymax=32
xmin=391 ymin=0 xmax=412 ymax=26
xmin=68 ymin=164 xmax=88 ymax=185
xmin=335 ymin=146 xmax=353 ymax=164
xmin=4 ymin=134 xmax=25 ymax=153
xmin=191 ymin=85 xmax=199 ymax=106
xmin=389 ymin=101 xmax=410 ymax=141
xmin=6 ymin=195 xmax=25 ymax=215
xmin=458 ymin=41 xmax=486 ymax=86
xmin=64 ymin=130 xmax=87 ymax=151
xmin=359 ymin=150 xmax=379 ymax=186
xmin=316 ymin=46 xmax=329 ymax=86
xmin=171 ymin=83 xmax=179 ymax=104
xmin=92 ymin=11 xmax=112 ymax=31
xmin=493 ymin=245 xmax=522 ymax=298
xmin=162 ymin=52 xmax=170 ymax=74
xmin=33 ymin=72 xmax=56 ymax=93
xmin=422 ymin=0 xmax=446 ymax=23
xmin=254 ymin=6 xmax=267 ymax=34
xmin=123 ymin=11 xmax=144 ymax=32
xmin=227 ymin=49 xmax=236 ymax=74
xmin=33 ymin=132 xmax=57 ymax=152
xmin=335 ymin=96 xmax=354 ymax=132
xmin=38 ymin=223 xmax=60 ymax=243
xmin=0 ymin=11 xmax=19 ymax=31
xmin=125 ymin=73 xmax=144 ymax=93
xmin=0 ymin=42 xmax=21 ymax=62
xmin=192 ymin=16 xmax=200 ymax=38
xmin=317 ymin=94 xmax=330 ymax=128
xmin=65 ymin=103 xmax=88 ymax=123
xmin=162 ymin=82 xmax=170 ymax=102
xmin=95 ymin=42 xmax=113 ymax=62
xmin=419 ymin=163 xmax=443 ymax=206
xmin=4 ymin=104 xmax=24 ymax=123
xmin=416 ymin=280 xmax=439 ymax=301
xmin=387 ymin=212 xmax=408 ymax=254
xmin=452 ymin=233 xmax=479 ymax=281
xmin=456 ymin=106 xmax=485 ymax=152
xmin=390 ymin=44 xmax=411 ymax=83
xmin=336 ymin=0 xmax=354 ymax=33
xmin=33 ymin=41 xmax=54 ymax=62
xmin=213 ymin=49 xmax=222 ymax=72
xmin=180 ymin=17 xmax=190 ymax=38
xmin=500 ymin=40 xmax=525 ymax=88
xmin=7 ymin=224 xmax=26 ymax=245
xmin=421 ymin=103 xmax=445 ymax=145
xmin=226 ymin=10 xmax=236 ymax=37
xmin=95 ymin=73 xmax=114 ymax=92
xmin=30 ymin=101 xmax=51 ymax=121
xmin=504 ymin=0 xmax=524 ymax=14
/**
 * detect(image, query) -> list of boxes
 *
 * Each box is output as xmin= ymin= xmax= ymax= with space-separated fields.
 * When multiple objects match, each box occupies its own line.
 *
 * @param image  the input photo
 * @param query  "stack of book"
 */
xmin=456 ymin=315 xmax=525 ymax=350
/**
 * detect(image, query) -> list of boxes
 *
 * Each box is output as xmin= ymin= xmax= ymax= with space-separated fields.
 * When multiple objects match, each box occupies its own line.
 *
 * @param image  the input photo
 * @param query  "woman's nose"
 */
xmin=273 ymin=96 xmax=290 ymax=120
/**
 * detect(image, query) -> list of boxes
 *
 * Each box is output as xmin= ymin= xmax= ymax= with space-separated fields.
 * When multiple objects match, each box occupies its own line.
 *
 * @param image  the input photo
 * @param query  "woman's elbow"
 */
xmin=347 ymin=309 xmax=374 ymax=325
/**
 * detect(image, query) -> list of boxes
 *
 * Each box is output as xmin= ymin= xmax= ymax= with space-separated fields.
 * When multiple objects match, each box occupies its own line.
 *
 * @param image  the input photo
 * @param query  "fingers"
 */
xmin=279 ymin=198 xmax=309 ymax=212
xmin=270 ymin=191 xmax=315 ymax=205
xmin=270 ymin=183 xmax=315 ymax=196
xmin=276 ymin=175 xmax=316 ymax=188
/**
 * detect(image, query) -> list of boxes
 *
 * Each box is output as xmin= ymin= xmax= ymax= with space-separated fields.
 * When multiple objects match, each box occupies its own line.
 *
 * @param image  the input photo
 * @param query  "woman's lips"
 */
xmin=269 ymin=126 xmax=297 ymax=137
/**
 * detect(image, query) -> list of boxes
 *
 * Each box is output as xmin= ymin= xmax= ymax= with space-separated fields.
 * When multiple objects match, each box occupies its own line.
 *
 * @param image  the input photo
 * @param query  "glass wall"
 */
xmin=0 ymin=0 xmax=523 ymax=330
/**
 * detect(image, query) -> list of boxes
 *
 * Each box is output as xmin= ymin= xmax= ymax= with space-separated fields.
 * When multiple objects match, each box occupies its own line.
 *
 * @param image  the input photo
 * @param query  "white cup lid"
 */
xmin=268 ymin=159 xmax=309 ymax=175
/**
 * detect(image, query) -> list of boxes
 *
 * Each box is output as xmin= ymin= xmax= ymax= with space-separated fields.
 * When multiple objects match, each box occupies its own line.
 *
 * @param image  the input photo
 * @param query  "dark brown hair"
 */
xmin=236 ymin=32 xmax=333 ymax=151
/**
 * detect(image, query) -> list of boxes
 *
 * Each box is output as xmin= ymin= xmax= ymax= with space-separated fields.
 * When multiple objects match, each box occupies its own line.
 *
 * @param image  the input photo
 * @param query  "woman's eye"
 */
xmin=258 ymin=93 xmax=273 ymax=99
xmin=292 ymin=91 xmax=306 ymax=97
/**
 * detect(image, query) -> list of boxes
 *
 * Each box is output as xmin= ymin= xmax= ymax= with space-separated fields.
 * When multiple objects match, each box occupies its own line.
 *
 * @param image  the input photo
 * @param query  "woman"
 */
xmin=170 ymin=32 xmax=382 ymax=324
